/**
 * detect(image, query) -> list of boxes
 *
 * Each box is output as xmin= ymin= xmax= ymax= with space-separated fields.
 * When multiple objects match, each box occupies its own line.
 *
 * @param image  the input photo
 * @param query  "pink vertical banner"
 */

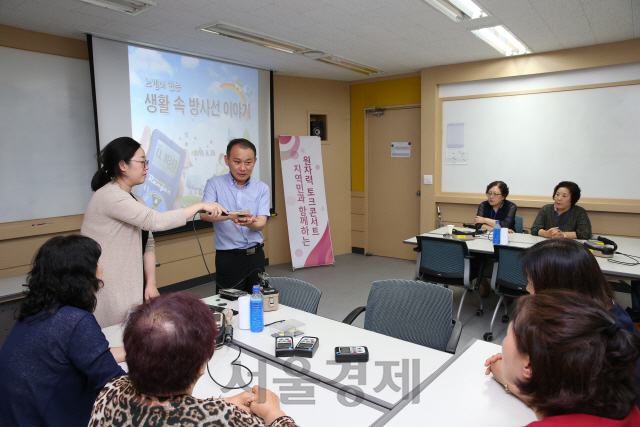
xmin=279 ymin=136 xmax=334 ymax=270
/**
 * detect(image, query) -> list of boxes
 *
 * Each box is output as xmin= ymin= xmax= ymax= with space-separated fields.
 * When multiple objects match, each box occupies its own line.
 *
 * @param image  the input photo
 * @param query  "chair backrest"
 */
xmin=492 ymin=245 xmax=528 ymax=291
xmin=416 ymin=235 xmax=469 ymax=283
xmin=267 ymin=277 xmax=322 ymax=314
xmin=364 ymin=279 xmax=454 ymax=351
xmin=514 ymin=216 xmax=524 ymax=233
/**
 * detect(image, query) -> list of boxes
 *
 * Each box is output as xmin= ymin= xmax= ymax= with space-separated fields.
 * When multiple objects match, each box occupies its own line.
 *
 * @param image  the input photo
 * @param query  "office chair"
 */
xmin=514 ymin=215 xmax=524 ymax=233
xmin=342 ymin=279 xmax=462 ymax=353
xmin=483 ymin=245 xmax=530 ymax=342
xmin=415 ymin=235 xmax=484 ymax=322
xmin=267 ymin=277 xmax=322 ymax=314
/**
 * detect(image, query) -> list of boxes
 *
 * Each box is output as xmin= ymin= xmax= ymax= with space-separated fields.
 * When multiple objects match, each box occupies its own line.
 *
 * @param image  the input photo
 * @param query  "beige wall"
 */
xmin=270 ymin=75 xmax=352 ymax=265
xmin=0 ymin=26 xmax=352 ymax=284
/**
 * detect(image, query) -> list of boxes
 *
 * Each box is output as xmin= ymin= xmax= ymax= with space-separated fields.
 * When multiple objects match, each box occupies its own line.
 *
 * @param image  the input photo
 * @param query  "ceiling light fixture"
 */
xmin=199 ymin=21 xmax=384 ymax=75
xmin=79 ymin=0 xmax=156 ymax=16
xmin=422 ymin=0 xmax=487 ymax=21
xmin=471 ymin=25 xmax=531 ymax=56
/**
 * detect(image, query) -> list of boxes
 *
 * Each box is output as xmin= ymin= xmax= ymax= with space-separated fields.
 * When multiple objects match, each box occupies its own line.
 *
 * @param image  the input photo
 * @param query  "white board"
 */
xmin=441 ymin=83 xmax=640 ymax=199
xmin=0 ymin=46 xmax=96 ymax=223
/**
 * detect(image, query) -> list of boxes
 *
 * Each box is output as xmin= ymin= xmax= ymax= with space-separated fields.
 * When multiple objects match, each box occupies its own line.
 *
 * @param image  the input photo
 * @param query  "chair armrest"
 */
xmin=342 ymin=306 xmax=366 ymax=325
xmin=413 ymin=246 xmax=420 ymax=252
xmin=445 ymin=319 xmax=463 ymax=354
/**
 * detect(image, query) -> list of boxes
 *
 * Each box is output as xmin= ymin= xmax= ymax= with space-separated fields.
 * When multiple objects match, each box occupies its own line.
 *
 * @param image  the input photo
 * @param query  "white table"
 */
xmin=378 ymin=339 xmax=537 ymax=427
xmin=102 ymin=322 xmax=387 ymax=427
xmin=405 ymin=227 xmax=640 ymax=281
xmin=202 ymin=296 xmax=453 ymax=409
xmin=0 ymin=274 xmax=27 ymax=302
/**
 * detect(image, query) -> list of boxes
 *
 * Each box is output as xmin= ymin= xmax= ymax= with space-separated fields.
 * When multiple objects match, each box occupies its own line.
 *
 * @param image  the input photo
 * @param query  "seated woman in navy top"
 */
xmin=474 ymin=181 xmax=517 ymax=233
xmin=485 ymin=239 xmax=640 ymax=410
xmin=0 ymin=235 xmax=126 ymax=427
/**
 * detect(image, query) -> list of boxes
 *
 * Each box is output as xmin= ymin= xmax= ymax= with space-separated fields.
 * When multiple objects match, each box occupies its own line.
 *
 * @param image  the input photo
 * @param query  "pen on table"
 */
xmin=32 ymin=223 xmax=53 ymax=226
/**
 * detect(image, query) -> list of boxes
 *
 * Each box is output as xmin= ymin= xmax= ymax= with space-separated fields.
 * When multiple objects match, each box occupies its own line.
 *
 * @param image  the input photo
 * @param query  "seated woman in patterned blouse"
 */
xmin=89 ymin=292 xmax=299 ymax=427
xmin=530 ymin=181 xmax=592 ymax=239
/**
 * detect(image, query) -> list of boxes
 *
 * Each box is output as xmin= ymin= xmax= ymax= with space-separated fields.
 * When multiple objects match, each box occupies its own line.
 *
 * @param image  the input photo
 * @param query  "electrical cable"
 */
xmin=192 ymin=212 xmax=263 ymax=291
xmin=607 ymin=252 xmax=640 ymax=266
xmin=207 ymin=342 xmax=254 ymax=390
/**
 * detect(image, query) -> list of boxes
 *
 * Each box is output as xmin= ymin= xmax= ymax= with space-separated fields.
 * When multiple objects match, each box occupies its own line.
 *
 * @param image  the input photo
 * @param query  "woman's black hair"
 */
xmin=553 ymin=181 xmax=581 ymax=206
xmin=486 ymin=181 xmax=509 ymax=198
xmin=521 ymin=239 xmax=615 ymax=305
xmin=91 ymin=137 xmax=141 ymax=191
xmin=17 ymin=235 xmax=103 ymax=321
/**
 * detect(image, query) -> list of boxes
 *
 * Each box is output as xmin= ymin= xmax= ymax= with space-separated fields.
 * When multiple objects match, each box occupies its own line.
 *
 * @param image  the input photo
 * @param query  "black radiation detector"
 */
xmin=275 ymin=336 xmax=294 ymax=357
xmin=335 ymin=346 xmax=369 ymax=362
xmin=294 ymin=336 xmax=319 ymax=358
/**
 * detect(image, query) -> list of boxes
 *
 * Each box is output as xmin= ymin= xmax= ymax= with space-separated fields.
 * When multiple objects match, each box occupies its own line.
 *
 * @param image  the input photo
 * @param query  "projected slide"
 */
xmin=128 ymin=46 xmax=260 ymax=211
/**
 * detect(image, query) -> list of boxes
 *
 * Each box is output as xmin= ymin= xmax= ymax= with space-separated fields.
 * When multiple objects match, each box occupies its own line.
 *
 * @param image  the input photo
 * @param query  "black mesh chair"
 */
xmin=415 ymin=235 xmax=484 ymax=322
xmin=267 ymin=277 xmax=322 ymax=314
xmin=483 ymin=245 xmax=529 ymax=342
xmin=342 ymin=279 xmax=462 ymax=353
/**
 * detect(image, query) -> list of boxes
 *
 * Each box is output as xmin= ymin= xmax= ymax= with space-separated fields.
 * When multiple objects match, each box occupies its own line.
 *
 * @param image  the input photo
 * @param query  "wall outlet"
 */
xmin=423 ymin=175 xmax=433 ymax=185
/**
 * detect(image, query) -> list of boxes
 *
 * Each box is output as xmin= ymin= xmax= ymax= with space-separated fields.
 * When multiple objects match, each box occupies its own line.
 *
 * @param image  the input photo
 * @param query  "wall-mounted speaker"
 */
xmin=310 ymin=121 xmax=324 ymax=140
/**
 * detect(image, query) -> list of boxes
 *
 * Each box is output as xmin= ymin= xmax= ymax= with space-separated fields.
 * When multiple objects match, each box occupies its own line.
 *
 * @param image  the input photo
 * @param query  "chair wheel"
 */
xmin=502 ymin=315 xmax=510 ymax=323
xmin=483 ymin=332 xmax=493 ymax=342
xmin=475 ymin=309 xmax=484 ymax=317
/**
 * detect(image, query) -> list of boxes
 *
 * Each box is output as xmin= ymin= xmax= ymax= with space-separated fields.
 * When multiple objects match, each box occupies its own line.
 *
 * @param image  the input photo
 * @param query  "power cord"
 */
xmin=192 ymin=212 xmax=264 ymax=291
xmin=207 ymin=342 xmax=254 ymax=390
xmin=607 ymin=252 xmax=640 ymax=266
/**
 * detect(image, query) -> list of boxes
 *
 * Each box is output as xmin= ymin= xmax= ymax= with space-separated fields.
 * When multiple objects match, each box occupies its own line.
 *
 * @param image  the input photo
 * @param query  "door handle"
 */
xmin=416 ymin=191 xmax=421 ymax=196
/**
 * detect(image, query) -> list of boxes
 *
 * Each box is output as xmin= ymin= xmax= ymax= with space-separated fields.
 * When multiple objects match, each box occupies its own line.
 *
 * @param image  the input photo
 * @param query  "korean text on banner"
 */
xmin=279 ymin=136 xmax=334 ymax=270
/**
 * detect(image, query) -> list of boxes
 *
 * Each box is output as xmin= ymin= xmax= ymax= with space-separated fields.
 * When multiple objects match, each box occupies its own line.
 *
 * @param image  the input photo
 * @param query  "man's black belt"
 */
xmin=217 ymin=243 xmax=264 ymax=255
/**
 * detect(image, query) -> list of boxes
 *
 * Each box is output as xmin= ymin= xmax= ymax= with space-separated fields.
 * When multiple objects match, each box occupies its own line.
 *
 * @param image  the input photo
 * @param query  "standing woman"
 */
xmin=531 ymin=181 xmax=592 ymax=239
xmin=82 ymin=137 xmax=224 ymax=327
xmin=474 ymin=181 xmax=517 ymax=233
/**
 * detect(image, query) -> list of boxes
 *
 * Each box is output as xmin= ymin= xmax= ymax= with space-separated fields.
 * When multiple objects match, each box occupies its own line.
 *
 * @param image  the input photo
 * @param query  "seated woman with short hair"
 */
xmin=474 ymin=180 xmax=517 ymax=232
xmin=0 ymin=235 xmax=125 ymax=427
xmin=499 ymin=290 xmax=640 ymax=425
xmin=530 ymin=181 xmax=592 ymax=239
xmin=89 ymin=292 xmax=299 ymax=427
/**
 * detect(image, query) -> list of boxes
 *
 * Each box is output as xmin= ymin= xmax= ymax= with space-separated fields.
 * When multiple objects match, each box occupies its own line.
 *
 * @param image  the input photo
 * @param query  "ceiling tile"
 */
xmin=529 ymin=0 xmax=584 ymax=22
xmin=589 ymin=19 xmax=634 ymax=43
xmin=580 ymin=0 xmax=633 ymax=24
xmin=545 ymin=15 xmax=592 ymax=37
xmin=560 ymin=31 xmax=598 ymax=48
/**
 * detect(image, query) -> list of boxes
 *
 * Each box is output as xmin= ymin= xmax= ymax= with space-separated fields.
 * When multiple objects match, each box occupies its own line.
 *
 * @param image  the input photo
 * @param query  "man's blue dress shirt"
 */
xmin=202 ymin=172 xmax=270 ymax=250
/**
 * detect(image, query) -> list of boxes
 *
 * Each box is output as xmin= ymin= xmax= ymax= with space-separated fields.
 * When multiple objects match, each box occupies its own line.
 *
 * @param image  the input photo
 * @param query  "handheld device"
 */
xmin=275 ymin=336 xmax=295 ymax=357
xmin=219 ymin=288 xmax=248 ymax=301
xmin=335 ymin=346 xmax=369 ymax=362
xmin=294 ymin=336 xmax=319 ymax=358
xmin=137 ymin=129 xmax=185 ymax=212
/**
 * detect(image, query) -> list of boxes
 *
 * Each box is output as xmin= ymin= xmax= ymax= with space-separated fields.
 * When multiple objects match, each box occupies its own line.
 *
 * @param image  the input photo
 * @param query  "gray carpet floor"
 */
xmin=186 ymin=253 xmax=633 ymax=350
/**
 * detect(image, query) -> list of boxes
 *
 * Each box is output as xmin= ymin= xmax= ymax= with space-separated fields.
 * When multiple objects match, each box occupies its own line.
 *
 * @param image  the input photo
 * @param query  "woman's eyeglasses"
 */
xmin=130 ymin=159 xmax=149 ymax=167
xmin=486 ymin=192 xmax=502 ymax=197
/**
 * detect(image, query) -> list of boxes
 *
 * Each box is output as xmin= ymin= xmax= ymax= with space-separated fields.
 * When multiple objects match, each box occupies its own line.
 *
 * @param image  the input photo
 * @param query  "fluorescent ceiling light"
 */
xmin=472 ymin=25 xmax=531 ymax=56
xmin=199 ymin=21 xmax=384 ymax=75
xmin=423 ymin=0 xmax=487 ymax=21
xmin=80 ymin=0 xmax=156 ymax=16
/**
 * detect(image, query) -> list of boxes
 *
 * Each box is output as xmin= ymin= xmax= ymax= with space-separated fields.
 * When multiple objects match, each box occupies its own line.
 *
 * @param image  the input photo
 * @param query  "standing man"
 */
xmin=200 ymin=138 xmax=269 ymax=294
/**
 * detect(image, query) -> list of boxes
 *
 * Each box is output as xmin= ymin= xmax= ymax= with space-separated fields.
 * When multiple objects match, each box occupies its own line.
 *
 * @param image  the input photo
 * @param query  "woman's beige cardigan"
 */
xmin=81 ymin=182 xmax=186 ymax=327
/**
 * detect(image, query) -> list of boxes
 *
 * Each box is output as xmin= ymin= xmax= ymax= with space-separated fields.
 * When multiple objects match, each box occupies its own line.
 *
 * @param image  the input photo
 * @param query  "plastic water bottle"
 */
xmin=250 ymin=285 xmax=264 ymax=332
xmin=493 ymin=220 xmax=501 ymax=244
